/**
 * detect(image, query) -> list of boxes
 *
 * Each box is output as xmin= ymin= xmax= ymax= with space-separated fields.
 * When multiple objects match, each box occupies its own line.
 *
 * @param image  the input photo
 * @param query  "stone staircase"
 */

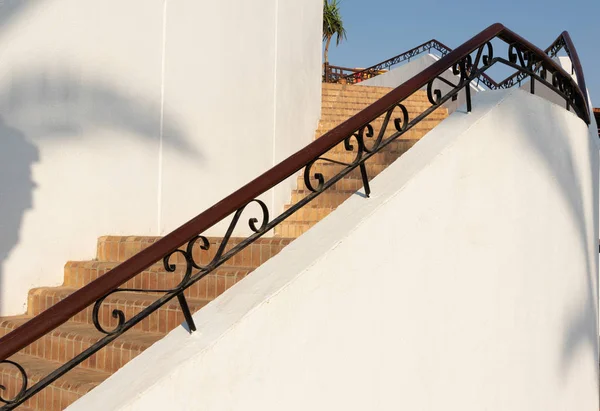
xmin=0 ymin=83 xmax=447 ymax=410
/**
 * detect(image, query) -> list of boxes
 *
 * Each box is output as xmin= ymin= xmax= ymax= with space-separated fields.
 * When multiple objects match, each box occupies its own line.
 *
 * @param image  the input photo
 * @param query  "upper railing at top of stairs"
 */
xmin=0 ymin=23 xmax=591 ymax=410
xmin=324 ymin=32 xmax=587 ymax=95
xmin=324 ymin=38 xmax=497 ymax=89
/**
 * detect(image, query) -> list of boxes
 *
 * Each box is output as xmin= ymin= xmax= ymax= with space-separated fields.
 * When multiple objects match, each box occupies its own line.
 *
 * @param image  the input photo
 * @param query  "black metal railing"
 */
xmin=324 ymin=39 xmax=499 ymax=89
xmin=0 ymin=23 xmax=591 ymax=409
xmin=496 ymin=31 xmax=584 ymax=90
xmin=326 ymin=32 xmax=587 ymax=95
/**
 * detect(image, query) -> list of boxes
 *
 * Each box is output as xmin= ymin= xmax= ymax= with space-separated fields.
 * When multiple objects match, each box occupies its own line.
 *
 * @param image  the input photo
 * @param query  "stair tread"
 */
xmin=98 ymin=235 xmax=294 ymax=243
xmin=67 ymin=260 xmax=257 ymax=274
xmin=0 ymin=315 xmax=163 ymax=349
xmin=293 ymin=188 xmax=362 ymax=194
xmin=32 ymin=286 xmax=212 ymax=306
xmin=0 ymin=352 xmax=109 ymax=394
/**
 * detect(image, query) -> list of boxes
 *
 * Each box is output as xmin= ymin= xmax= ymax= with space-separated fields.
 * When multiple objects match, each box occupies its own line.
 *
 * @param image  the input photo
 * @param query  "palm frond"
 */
xmin=323 ymin=0 xmax=347 ymax=45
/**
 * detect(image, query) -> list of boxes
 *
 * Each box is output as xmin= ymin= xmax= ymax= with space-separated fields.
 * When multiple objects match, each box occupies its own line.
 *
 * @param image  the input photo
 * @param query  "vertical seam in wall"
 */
xmin=271 ymin=0 xmax=279 ymax=217
xmin=158 ymin=0 xmax=169 ymax=235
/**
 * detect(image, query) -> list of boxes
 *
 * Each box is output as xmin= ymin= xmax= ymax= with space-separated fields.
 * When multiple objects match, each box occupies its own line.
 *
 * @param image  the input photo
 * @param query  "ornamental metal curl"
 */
xmin=303 ymin=132 xmax=364 ymax=193
xmin=361 ymin=103 xmax=410 ymax=153
xmin=498 ymin=35 xmax=568 ymax=89
xmin=0 ymin=360 xmax=27 ymax=406
xmin=92 ymin=198 xmax=271 ymax=337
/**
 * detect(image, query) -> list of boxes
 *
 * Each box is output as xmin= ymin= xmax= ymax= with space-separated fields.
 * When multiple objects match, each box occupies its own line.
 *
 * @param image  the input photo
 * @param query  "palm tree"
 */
xmin=323 ymin=0 xmax=347 ymax=78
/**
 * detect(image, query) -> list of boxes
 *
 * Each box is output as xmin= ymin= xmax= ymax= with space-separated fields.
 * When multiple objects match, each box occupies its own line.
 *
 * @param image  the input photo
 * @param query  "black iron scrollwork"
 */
xmin=92 ymin=199 xmax=271 ymax=337
xmin=0 ymin=360 xmax=27 ymax=406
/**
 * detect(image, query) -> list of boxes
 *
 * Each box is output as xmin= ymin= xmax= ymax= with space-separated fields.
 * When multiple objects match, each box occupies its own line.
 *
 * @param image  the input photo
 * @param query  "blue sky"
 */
xmin=326 ymin=0 xmax=600 ymax=105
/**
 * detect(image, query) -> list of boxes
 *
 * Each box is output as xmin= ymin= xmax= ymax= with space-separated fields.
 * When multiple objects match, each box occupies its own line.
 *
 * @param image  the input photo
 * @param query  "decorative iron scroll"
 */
xmin=497 ymin=36 xmax=565 ymax=88
xmin=0 ymin=24 xmax=591 ymax=410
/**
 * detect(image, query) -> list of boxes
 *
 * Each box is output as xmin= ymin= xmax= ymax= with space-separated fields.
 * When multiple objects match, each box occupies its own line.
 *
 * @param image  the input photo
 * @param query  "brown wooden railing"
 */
xmin=0 ymin=23 xmax=591 ymax=409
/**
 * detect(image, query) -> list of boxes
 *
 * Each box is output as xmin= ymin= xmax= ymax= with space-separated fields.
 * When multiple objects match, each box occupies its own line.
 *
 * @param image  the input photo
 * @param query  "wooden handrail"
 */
xmin=0 ymin=23 xmax=590 ymax=363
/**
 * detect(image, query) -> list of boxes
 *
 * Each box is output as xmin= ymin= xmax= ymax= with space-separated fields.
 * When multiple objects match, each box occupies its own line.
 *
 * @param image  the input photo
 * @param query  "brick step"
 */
xmin=288 ymin=189 xmax=361 ymax=210
xmin=321 ymin=86 xmax=423 ymax=98
xmin=321 ymin=86 xmax=396 ymax=95
xmin=320 ymin=111 xmax=448 ymax=122
xmin=304 ymin=146 xmax=408 ymax=166
xmin=313 ymin=138 xmax=417 ymax=156
xmin=0 ymin=352 xmax=108 ymax=411
xmin=316 ymin=118 xmax=442 ymax=132
xmin=281 ymin=205 xmax=335 ymax=223
xmin=64 ymin=261 xmax=254 ymax=300
xmin=295 ymin=162 xmax=400 ymax=191
xmin=0 ymin=316 xmax=162 ymax=374
xmin=28 ymin=287 xmax=211 ymax=335
xmin=97 ymin=236 xmax=293 ymax=264
xmin=321 ymin=107 xmax=447 ymax=118
xmin=320 ymin=100 xmax=435 ymax=110
xmin=321 ymin=96 xmax=431 ymax=106
xmin=294 ymin=175 xmax=365 ymax=193
xmin=310 ymin=159 xmax=399 ymax=175
xmin=321 ymin=83 xmax=396 ymax=94
xmin=274 ymin=220 xmax=320 ymax=238
xmin=321 ymin=89 xmax=431 ymax=98
xmin=314 ymin=128 xmax=430 ymax=144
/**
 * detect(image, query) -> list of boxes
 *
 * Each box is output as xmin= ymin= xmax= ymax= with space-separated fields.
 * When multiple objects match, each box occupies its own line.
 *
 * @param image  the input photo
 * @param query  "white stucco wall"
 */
xmin=69 ymin=89 xmax=599 ymax=411
xmin=358 ymin=53 xmax=485 ymax=113
xmin=0 ymin=0 xmax=321 ymax=315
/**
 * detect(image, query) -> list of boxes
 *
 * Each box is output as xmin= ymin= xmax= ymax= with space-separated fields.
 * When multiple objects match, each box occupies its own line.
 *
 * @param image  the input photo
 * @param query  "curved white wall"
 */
xmin=68 ymin=89 xmax=599 ymax=411
xmin=0 ymin=0 xmax=321 ymax=315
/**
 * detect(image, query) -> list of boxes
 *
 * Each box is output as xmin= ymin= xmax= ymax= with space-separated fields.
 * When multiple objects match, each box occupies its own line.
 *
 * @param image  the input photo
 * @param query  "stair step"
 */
xmin=321 ymin=83 xmax=395 ymax=93
xmin=275 ymin=220 xmax=322 ymax=237
xmin=64 ymin=261 xmax=254 ymax=299
xmin=282 ymin=205 xmax=335 ymax=223
xmin=28 ymin=287 xmax=211 ymax=335
xmin=320 ymin=101 xmax=435 ymax=111
xmin=288 ymin=189 xmax=363 ymax=211
xmin=294 ymin=160 xmax=402 ymax=193
xmin=97 ymin=236 xmax=293 ymax=264
xmin=316 ymin=118 xmax=442 ymax=131
xmin=295 ymin=176 xmax=366 ymax=192
xmin=321 ymin=93 xmax=431 ymax=105
xmin=320 ymin=112 xmax=447 ymax=123
xmin=315 ymin=125 xmax=435 ymax=141
xmin=321 ymin=87 xmax=427 ymax=96
xmin=305 ymin=148 xmax=407 ymax=166
xmin=0 ymin=353 xmax=108 ymax=411
xmin=312 ymin=137 xmax=417 ymax=156
xmin=304 ymin=160 xmax=400 ymax=177
xmin=0 ymin=316 xmax=162 ymax=374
